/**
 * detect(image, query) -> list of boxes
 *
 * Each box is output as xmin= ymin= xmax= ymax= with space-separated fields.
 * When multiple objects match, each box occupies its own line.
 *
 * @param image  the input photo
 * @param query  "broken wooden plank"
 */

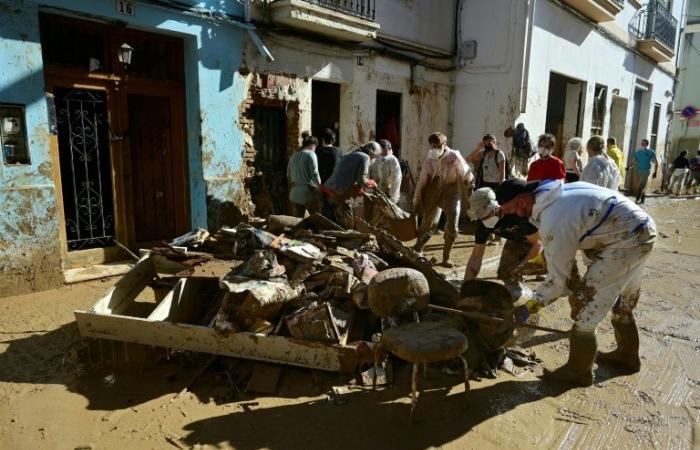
xmin=74 ymin=311 xmax=357 ymax=373
xmin=64 ymin=262 xmax=134 ymax=284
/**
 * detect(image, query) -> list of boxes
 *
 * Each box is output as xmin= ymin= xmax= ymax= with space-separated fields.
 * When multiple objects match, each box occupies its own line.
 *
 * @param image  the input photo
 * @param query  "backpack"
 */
xmin=476 ymin=149 xmax=512 ymax=188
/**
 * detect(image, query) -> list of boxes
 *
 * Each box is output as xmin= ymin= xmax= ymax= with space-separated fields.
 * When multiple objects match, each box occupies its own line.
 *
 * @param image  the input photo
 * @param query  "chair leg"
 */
xmin=410 ymin=363 xmax=419 ymax=424
xmin=460 ymin=356 xmax=470 ymax=400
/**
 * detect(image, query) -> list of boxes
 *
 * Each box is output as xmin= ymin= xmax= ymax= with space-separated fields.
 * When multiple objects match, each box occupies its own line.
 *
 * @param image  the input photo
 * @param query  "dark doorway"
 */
xmin=55 ymin=87 xmax=115 ymax=251
xmin=311 ymin=80 xmax=340 ymax=146
xmin=376 ymin=90 xmax=402 ymax=157
xmin=250 ymin=105 xmax=288 ymax=216
xmin=544 ymin=72 xmax=584 ymax=156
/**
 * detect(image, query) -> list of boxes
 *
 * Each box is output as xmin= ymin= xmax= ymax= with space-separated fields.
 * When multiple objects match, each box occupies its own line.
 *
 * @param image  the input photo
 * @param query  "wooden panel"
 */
xmin=74 ymin=311 xmax=357 ymax=373
xmin=127 ymin=93 xmax=177 ymax=244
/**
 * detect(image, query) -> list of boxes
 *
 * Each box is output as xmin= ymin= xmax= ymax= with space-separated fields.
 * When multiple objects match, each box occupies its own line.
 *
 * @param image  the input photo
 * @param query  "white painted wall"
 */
xmin=453 ymin=0 xmax=681 ymax=180
xmin=375 ymin=0 xmax=456 ymax=52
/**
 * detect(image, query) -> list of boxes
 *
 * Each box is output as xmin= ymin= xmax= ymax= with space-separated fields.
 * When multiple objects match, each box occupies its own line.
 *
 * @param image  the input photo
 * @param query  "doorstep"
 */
xmin=64 ymin=261 xmax=134 ymax=284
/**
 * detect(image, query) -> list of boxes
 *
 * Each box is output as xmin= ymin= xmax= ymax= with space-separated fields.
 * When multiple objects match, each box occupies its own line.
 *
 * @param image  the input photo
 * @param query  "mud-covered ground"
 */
xmin=1 ymin=196 xmax=699 ymax=449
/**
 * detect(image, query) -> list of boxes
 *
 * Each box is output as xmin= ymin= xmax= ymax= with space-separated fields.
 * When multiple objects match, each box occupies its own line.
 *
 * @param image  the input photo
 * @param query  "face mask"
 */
xmin=481 ymin=215 xmax=500 ymax=229
xmin=428 ymin=148 xmax=443 ymax=159
xmin=538 ymin=146 xmax=552 ymax=158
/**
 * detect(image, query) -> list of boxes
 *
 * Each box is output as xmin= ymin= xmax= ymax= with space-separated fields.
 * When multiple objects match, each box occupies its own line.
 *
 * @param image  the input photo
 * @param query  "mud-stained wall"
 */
xmin=0 ymin=1 xmax=63 ymax=296
xmin=243 ymin=35 xmax=453 ymax=177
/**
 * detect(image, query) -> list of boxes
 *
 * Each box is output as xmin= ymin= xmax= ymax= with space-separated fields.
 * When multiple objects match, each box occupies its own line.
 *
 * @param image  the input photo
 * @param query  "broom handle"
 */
xmin=427 ymin=304 xmax=567 ymax=335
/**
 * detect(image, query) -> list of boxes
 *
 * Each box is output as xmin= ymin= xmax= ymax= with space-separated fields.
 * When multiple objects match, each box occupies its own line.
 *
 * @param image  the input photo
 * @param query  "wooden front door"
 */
xmin=127 ymin=93 xmax=179 ymax=245
xmin=40 ymin=13 xmax=189 ymax=263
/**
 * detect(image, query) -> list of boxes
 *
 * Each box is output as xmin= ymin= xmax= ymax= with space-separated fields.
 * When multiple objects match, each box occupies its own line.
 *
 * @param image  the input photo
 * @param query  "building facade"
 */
xmin=669 ymin=0 xmax=700 ymax=160
xmin=0 ymin=0 xmax=252 ymax=296
xmin=453 ymin=0 xmax=685 ymax=191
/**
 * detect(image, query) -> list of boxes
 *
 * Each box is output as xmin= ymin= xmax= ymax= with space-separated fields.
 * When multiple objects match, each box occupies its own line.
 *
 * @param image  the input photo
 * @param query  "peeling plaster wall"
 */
xmin=0 ymin=0 xmax=247 ymax=296
xmin=245 ymin=34 xmax=453 ymax=176
xmin=0 ymin=0 xmax=63 ymax=296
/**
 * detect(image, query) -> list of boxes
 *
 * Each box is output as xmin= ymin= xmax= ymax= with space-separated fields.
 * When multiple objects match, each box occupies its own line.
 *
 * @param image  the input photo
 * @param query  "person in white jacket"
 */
xmin=581 ymin=136 xmax=620 ymax=190
xmin=413 ymin=132 xmax=473 ymax=267
xmin=377 ymin=139 xmax=402 ymax=204
xmin=497 ymin=179 xmax=656 ymax=386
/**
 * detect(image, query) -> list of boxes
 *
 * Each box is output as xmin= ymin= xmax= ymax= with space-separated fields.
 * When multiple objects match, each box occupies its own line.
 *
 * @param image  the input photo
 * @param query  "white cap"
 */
xmin=467 ymin=187 xmax=499 ymax=220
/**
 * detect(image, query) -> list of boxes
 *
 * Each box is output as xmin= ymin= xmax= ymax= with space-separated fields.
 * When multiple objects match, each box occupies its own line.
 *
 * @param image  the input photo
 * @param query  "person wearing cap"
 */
xmin=413 ymin=132 xmax=473 ymax=267
xmin=498 ymin=178 xmax=656 ymax=386
xmin=465 ymin=187 xmax=542 ymax=294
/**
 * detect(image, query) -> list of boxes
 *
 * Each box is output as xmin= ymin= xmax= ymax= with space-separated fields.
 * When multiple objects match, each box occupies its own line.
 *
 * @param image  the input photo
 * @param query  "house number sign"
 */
xmin=116 ymin=0 xmax=135 ymax=16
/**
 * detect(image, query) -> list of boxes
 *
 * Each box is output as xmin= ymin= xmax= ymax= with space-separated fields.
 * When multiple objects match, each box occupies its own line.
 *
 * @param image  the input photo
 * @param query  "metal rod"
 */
xmin=113 ymin=239 xmax=140 ymax=261
xmin=427 ymin=304 xmax=567 ymax=335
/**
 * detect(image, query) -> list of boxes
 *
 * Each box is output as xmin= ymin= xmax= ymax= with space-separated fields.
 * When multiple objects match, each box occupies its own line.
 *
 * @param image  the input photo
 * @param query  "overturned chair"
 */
xmin=368 ymin=268 xmax=469 ymax=423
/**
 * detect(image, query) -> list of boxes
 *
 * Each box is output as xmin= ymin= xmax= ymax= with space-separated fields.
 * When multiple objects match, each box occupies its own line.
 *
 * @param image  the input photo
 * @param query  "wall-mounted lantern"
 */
xmin=117 ymin=43 xmax=134 ymax=70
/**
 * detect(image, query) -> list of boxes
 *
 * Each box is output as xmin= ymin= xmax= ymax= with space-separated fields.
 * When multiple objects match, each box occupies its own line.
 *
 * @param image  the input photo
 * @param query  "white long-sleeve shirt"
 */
xmin=530 ymin=180 xmax=653 ymax=306
xmin=377 ymin=154 xmax=402 ymax=204
xmin=414 ymin=148 xmax=472 ymax=204
xmin=581 ymin=154 xmax=620 ymax=189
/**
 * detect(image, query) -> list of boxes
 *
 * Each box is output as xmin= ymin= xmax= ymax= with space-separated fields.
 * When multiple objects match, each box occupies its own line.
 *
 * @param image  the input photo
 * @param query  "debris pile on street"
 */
xmin=76 ymin=213 xmax=542 ymax=388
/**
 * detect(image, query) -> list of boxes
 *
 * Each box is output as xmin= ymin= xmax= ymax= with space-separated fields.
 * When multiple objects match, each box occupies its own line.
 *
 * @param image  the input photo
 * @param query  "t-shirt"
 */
xmin=527 ymin=156 xmax=566 ymax=181
xmin=316 ymin=145 xmax=342 ymax=183
xmin=287 ymin=149 xmax=320 ymax=205
xmin=480 ymin=149 xmax=506 ymax=184
xmin=324 ymin=151 xmax=370 ymax=197
xmin=672 ymin=156 xmax=690 ymax=170
xmin=634 ymin=148 xmax=656 ymax=171
xmin=474 ymin=214 xmax=538 ymax=245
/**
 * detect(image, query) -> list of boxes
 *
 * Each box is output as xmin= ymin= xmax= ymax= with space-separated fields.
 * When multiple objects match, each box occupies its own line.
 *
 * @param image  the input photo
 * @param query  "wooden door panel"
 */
xmin=127 ymin=94 xmax=176 ymax=244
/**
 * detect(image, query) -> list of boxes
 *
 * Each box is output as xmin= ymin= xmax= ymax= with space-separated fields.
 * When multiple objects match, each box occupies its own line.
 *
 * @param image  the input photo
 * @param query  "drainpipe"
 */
xmin=518 ymin=0 xmax=536 ymax=116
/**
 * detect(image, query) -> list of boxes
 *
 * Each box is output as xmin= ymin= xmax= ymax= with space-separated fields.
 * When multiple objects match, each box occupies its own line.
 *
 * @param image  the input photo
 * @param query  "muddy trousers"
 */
xmin=414 ymin=186 xmax=461 ymax=261
xmin=668 ymin=169 xmax=689 ymax=195
xmin=291 ymin=196 xmax=321 ymax=218
xmin=571 ymin=224 xmax=656 ymax=333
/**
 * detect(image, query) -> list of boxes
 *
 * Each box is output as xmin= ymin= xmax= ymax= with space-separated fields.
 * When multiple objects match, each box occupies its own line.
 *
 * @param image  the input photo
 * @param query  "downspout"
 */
xmin=518 ymin=0 xmax=536 ymax=116
xmin=449 ymin=0 xmax=465 ymax=146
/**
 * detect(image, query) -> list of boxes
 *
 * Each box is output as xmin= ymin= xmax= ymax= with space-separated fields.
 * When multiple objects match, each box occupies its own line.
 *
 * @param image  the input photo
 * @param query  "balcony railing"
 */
xmin=302 ymin=0 xmax=376 ymax=21
xmin=631 ymin=0 xmax=678 ymax=50
xmin=609 ymin=0 xmax=624 ymax=7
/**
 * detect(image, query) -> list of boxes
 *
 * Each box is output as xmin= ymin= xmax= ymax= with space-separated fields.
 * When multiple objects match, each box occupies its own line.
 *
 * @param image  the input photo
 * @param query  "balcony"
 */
xmin=270 ymin=0 xmax=379 ymax=42
xmin=631 ymin=0 xmax=677 ymax=63
xmin=563 ymin=0 xmax=624 ymax=23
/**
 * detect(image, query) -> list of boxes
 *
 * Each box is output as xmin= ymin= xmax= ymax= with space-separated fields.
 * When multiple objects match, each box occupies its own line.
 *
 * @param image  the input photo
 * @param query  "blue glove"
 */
xmin=514 ymin=305 xmax=530 ymax=323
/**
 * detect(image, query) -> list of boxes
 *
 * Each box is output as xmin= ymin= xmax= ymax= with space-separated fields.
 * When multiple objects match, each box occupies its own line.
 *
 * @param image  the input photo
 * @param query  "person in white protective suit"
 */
xmin=377 ymin=139 xmax=402 ymax=204
xmin=413 ymin=132 xmax=473 ymax=267
xmin=497 ymin=179 xmax=656 ymax=386
xmin=580 ymin=135 xmax=621 ymax=190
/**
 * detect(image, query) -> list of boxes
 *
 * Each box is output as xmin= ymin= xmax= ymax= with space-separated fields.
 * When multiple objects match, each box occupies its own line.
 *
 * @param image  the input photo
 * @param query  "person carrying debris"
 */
xmin=323 ymin=144 xmax=378 ymax=228
xmin=464 ymin=187 xmax=542 ymax=296
xmin=527 ymin=134 xmax=566 ymax=182
xmin=496 ymin=179 xmax=656 ymax=386
xmin=581 ymin=135 xmax=621 ymax=189
xmin=377 ymin=139 xmax=402 ymax=204
xmin=317 ymin=128 xmax=344 ymax=220
xmin=365 ymin=141 xmax=383 ymax=221
xmin=606 ymin=137 xmax=625 ymax=187
xmin=287 ymin=132 xmax=322 ymax=217
xmin=413 ymin=132 xmax=473 ymax=267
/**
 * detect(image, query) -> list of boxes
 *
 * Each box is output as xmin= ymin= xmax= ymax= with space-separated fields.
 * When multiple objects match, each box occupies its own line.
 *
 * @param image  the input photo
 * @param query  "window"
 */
xmin=649 ymin=103 xmax=661 ymax=149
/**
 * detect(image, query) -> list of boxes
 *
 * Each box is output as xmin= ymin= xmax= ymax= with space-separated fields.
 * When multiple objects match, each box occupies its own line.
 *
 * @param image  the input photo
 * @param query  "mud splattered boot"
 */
xmin=596 ymin=317 xmax=641 ymax=374
xmin=413 ymin=234 xmax=431 ymax=254
xmin=542 ymin=329 xmax=597 ymax=386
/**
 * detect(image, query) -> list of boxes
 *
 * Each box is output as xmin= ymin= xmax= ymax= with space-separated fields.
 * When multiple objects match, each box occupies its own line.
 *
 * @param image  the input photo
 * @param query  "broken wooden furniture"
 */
xmin=74 ymin=254 xmax=358 ymax=373
xmin=368 ymin=268 xmax=469 ymax=423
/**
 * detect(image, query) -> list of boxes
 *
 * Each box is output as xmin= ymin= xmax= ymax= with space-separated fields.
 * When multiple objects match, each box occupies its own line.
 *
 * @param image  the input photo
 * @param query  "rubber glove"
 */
xmin=514 ymin=299 xmax=544 ymax=323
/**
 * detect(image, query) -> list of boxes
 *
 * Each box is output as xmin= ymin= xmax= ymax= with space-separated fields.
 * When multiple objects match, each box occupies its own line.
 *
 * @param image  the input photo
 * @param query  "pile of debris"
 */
xmin=134 ymin=213 xmax=535 ymax=379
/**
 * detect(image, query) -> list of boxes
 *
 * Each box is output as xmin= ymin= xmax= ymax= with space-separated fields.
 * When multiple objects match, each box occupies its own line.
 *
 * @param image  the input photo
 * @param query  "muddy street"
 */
xmin=0 ymin=196 xmax=699 ymax=450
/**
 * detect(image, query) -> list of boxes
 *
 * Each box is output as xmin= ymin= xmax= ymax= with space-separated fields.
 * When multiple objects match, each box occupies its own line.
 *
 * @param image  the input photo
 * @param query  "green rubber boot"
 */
xmin=597 ymin=318 xmax=641 ymax=374
xmin=542 ymin=329 xmax=597 ymax=386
